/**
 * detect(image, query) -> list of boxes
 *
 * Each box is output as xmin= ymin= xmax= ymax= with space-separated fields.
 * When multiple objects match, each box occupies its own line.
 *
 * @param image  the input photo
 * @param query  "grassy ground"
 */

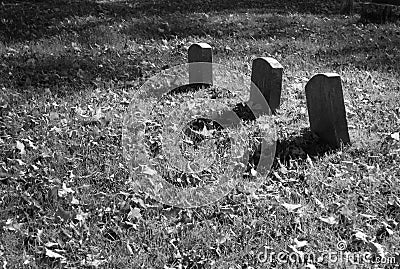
xmin=1 ymin=0 xmax=400 ymax=268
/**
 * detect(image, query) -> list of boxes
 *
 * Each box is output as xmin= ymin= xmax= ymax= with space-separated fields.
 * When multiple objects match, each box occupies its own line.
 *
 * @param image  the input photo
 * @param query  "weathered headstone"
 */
xmin=249 ymin=57 xmax=283 ymax=115
xmin=188 ymin=43 xmax=213 ymax=85
xmin=305 ymin=73 xmax=350 ymax=148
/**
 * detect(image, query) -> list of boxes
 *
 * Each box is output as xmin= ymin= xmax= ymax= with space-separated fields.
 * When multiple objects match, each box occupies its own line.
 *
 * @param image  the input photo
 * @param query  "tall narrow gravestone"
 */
xmin=305 ymin=73 xmax=350 ymax=148
xmin=188 ymin=43 xmax=213 ymax=85
xmin=249 ymin=57 xmax=283 ymax=115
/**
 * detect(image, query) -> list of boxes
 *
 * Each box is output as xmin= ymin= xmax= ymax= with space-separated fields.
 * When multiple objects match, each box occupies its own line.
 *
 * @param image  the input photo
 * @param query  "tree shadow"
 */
xmin=0 ymin=0 xmax=346 ymax=95
xmin=0 ymin=0 xmax=104 ymax=42
xmin=120 ymin=11 xmax=305 ymax=41
xmin=0 ymin=49 xmax=143 ymax=95
xmin=317 ymin=32 xmax=400 ymax=72
xmin=0 ymin=0 xmax=342 ymax=43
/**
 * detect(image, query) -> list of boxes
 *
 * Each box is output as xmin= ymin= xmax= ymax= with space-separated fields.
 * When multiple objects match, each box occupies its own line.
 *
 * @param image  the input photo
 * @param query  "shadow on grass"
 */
xmin=231 ymin=104 xmax=335 ymax=172
xmin=2 ymin=0 xmax=398 ymax=95
xmin=0 ymin=50 xmax=143 ymax=95
xmin=247 ymin=128 xmax=335 ymax=174
xmin=275 ymin=128 xmax=334 ymax=165
xmin=0 ymin=0 xmax=342 ymax=94
xmin=319 ymin=36 xmax=400 ymax=72
xmin=0 ymin=0 xmax=342 ymax=43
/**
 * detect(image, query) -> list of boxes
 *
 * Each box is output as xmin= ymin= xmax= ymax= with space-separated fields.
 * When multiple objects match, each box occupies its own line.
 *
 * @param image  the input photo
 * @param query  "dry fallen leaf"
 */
xmin=58 ymin=183 xmax=75 ymax=197
xmin=390 ymin=132 xmax=399 ymax=141
xmin=281 ymin=203 xmax=303 ymax=213
xmin=319 ymin=216 xmax=338 ymax=225
xmin=4 ymin=219 xmax=23 ymax=231
xmin=141 ymin=165 xmax=157 ymax=176
xmin=16 ymin=141 xmax=26 ymax=155
xmin=359 ymin=213 xmax=377 ymax=220
xmin=45 ymin=248 xmax=65 ymax=260
xmin=22 ymin=138 xmax=38 ymax=150
xmin=388 ymin=196 xmax=400 ymax=209
xmin=353 ymin=230 xmax=369 ymax=243
xmin=14 ymin=159 xmax=25 ymax=166
xmin=293 ymin=238 xmax=308 ymax=249
xmin=313 ymin=197 xmax=325 ymax=209
xmin=44 ymin=242 xmax=59 ymax=248
xmin=71 ymin=197 xmax=80 ymax=205
xmin=126 ymin=241 xmax=134 ymax=255
xmin=81 ymin=254 xmax=106 ymax=268
xmin=75 ymin=210 xmax=89 ymax=222
xmin=128 ymin=207 xmax=142 ymax=221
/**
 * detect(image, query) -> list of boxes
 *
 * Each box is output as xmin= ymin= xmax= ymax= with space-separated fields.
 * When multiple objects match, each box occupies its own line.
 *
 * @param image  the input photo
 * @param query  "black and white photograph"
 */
xmin=0 ymin=0 xmax=399 ymax=268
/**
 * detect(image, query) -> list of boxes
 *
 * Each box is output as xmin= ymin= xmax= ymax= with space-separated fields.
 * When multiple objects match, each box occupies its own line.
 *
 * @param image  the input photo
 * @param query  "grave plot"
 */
xmin=187 ymin=43 xmax=351 ymax=149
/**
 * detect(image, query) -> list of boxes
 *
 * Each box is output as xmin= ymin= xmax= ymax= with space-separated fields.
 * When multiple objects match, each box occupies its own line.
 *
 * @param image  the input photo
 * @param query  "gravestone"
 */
xmin=188 ymin=43 xmax=213 ymax=85
xmin=249 ymin=57 xmax=283 ymax=115
xmin=305 ymin=73 xmax=350 ymax=148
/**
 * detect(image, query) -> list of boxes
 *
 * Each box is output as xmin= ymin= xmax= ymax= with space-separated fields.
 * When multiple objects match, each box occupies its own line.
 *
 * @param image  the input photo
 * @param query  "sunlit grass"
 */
xmin=0 ymin=0 xmax=399 ymax=268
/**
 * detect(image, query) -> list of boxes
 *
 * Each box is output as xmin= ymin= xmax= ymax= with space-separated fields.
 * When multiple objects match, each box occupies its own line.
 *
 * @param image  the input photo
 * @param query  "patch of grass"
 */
xmin=1 ymin=0 xmax=400 ymax=268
